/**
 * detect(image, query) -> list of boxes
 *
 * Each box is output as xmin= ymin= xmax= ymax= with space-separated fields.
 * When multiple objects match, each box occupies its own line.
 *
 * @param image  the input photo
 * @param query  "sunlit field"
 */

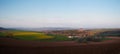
xmin=0 ymin=30 xmax=72 ymax=41
xmin=0 ymin=30 xmax=52 ymax=40
xmin=12 ymin=31 xmax=53 ymax=40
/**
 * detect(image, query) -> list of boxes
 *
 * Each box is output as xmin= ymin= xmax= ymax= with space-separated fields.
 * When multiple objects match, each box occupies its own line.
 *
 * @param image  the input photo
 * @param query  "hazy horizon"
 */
xmin=0 ymin=0 xmax=120 ymax=28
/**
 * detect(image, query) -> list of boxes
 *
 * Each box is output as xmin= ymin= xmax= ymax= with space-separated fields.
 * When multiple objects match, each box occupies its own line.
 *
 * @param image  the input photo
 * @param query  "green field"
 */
xmin=0 ymin=30 xmax=72 ymax=41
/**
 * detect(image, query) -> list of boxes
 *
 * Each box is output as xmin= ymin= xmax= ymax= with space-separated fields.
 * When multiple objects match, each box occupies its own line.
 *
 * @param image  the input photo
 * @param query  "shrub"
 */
xmin=77 ymin=35 xmax=106 ymax=43
xmin=77 ymin=37 xmax=88 ymax=43
xmin=6 ymin=33 xmax=13 ymax=38
xmin=90 ymin=36 xmax=103 ymax=42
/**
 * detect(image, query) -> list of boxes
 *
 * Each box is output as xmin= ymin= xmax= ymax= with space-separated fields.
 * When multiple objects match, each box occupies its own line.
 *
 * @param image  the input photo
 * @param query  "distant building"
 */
xmin=43 ymin=28 xmax=95 ymax=38
xmin=78 ymin=28 xmax=84 ymax=32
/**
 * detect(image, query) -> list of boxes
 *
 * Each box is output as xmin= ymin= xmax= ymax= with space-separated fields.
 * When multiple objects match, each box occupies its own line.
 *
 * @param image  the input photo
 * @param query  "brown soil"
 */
xmin=0 ymin=36 xmax=120 ymax=54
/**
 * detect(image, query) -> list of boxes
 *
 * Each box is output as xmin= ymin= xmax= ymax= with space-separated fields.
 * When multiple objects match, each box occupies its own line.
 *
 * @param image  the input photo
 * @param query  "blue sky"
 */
xmin=0 ymin=0 xmax=120 ymax=28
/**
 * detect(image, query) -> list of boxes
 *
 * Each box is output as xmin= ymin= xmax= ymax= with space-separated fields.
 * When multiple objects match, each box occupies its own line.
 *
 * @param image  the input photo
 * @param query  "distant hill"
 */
xmin=0 ymin=27 xmax=8 ymax=30
xmin=99 ymin=30 xmax=120 ymax=36
xmin=11 ymin=27 xmax=78 ymax=31
xmin=0 ymin=27 xmax=17 ymax=31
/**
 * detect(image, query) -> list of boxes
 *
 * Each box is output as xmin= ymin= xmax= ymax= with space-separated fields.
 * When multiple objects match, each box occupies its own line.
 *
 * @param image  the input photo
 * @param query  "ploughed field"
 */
xmin=0 ymin=37 xmax=120 ymax=54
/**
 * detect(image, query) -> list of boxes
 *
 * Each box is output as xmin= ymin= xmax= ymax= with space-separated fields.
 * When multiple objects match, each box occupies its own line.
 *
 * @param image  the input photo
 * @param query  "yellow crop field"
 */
xmin=1 ymin=30 xmax=77 ymax=41
xmin=13 ymin=32 xmax=43 ymax=35
xmin=11 ymin=31 xmax=54 ymax=40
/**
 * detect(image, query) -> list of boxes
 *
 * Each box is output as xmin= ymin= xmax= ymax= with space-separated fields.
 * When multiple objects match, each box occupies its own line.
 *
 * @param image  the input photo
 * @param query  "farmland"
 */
xmin=12 ymin=31 xmax=53 ymax=40
xmin=0 ymin=30 xmax=72 ymax=41
xmin=0 ymin=28 xmax=120 ymax=42
xmin=0 ymin=28 xmax=120 ymax=54
xmin=0 ymin=36 xmax=120 ymax=54
xmin=0 ymin=31 xmax=51 ymax=39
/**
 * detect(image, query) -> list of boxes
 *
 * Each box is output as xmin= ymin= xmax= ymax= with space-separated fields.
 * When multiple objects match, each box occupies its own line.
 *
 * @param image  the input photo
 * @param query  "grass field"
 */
xmin=0 ymin=30 xmax=72 ymax=41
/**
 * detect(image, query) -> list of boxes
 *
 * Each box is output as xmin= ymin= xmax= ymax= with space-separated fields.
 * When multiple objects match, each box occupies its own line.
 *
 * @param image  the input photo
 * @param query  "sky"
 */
xmin=0 ymin=0 xmax=120 ymax=28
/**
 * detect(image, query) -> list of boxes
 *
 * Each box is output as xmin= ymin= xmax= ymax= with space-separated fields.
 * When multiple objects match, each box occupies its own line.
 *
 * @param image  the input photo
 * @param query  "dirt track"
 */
xmin=0 ymin=37 xmax=120 ymax=54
